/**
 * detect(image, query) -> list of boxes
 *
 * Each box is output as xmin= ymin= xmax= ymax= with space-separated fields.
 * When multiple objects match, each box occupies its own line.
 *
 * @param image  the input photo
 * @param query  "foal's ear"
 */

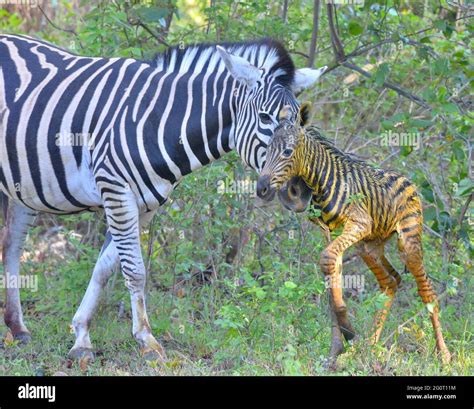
xmin=298 ymin=102 xmax=312 ymax=127
xmin=278 ymin=105 xmax=292 ymax=121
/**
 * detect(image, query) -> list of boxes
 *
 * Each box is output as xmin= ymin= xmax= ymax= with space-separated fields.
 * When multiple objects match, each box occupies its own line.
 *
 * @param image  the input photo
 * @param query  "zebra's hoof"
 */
xmin=323 ymin=356 xmax=339 ymax=372
xmin=140 ymin=346 xmax=167 ymax=362
xmin=14 ymin=331 xmax=32 ymax=345
xmin=68 ymin=347 xmax=95 ymax=361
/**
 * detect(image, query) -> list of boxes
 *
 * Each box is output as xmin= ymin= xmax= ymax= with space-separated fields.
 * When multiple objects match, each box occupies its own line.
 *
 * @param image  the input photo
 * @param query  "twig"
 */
xmin=457 ymin=192 xmax=473 ymax=226
xmin=38 ymin=5 xmax=84 ymax=50
xmin=136 ymin=21 xmax=170 ymax=48
xmin=342 ymin=61 xmax=431 ymax=109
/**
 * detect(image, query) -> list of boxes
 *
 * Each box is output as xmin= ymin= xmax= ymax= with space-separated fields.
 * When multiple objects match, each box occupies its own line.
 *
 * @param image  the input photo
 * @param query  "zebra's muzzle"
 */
xmin=256 ymin=174 xmax=276 ymax=201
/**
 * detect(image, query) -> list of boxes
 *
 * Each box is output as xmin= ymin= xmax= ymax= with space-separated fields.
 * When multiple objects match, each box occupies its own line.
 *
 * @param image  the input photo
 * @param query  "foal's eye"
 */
xmin=282 ymin=148 xmax=293 ymax=158
xmin=259 ymin=113 xmax=273 ymax=125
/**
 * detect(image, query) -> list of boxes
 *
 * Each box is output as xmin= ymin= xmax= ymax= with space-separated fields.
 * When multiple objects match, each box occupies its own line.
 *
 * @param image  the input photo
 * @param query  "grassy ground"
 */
xmin=1 ymin=220 xmax=472 ymax=376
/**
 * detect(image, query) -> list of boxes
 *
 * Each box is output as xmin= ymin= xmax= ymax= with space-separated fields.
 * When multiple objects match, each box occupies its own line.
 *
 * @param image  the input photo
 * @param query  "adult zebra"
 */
xmin=0 ymin=34 xmax=326 ymax=360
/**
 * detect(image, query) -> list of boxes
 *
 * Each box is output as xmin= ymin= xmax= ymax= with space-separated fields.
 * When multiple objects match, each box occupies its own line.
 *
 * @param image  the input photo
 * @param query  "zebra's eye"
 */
xmin=259 ymin=113 xmax=273 ymax=125
xmin=282 ymin=148 xmax=293 ymax=158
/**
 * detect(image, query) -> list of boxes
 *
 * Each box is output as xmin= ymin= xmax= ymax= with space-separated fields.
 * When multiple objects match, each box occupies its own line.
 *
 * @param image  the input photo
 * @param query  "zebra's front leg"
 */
xmin=2 ymin=201 xmax=37 ymax=343
xmin=68 ymin=210 xmax=157 ymax=360
xmin=103 ymin=194 xmax=166 ymax=361
xmin=69 ymin=232 xmax=118 ymax=360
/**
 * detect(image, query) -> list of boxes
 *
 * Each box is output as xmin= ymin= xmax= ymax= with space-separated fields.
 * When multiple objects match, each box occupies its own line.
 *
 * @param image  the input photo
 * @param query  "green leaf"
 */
xmin=132 ymin=6 xmax=170 ymax=23
xmin=284 ymin=281 xmax=297 ymax=289
xmin=374 ymin=63 xmax=389 ymax=87
xmin=433 ymin=20 xmax=447 ymax=32
xmin=348 ymin=21 xmax=363 ymax=36
xmin=410 ymin=119 xmax=433 ymax=129
xmin=442 ymin=103 xmax=459 ymax=114
xmin=432 ymin=58 xmax=449 ymax=75
xmin=456 ymin=178 xmax=474 ymax=197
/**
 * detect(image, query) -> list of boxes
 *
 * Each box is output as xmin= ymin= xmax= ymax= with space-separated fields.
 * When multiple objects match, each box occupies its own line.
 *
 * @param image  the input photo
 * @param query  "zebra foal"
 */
xmin=257 ymin=103 xmax=451 ymax=367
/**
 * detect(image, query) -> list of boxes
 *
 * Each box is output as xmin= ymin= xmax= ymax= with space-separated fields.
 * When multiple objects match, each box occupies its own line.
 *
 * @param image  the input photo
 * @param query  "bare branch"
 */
xmin=282 ymin=0 xmax=289 ymax=23
xmin=308 ymin=0 xmax=321 ymax=67
xmin=326 ymin=3 xmax=345 ymax=61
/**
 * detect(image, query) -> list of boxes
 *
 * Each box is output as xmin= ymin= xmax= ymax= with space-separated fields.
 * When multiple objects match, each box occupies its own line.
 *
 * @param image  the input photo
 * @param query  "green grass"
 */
xmin=1 ymin=227 xmax=472 ymax=376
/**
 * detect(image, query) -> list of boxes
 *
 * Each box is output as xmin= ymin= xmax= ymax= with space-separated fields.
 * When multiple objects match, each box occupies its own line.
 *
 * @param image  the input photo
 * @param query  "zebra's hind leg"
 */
xmin=102 ymin=191 xmax=166 ymax=362
xmin=357 ymin=241 xmax=398 ymax=345
xmin=397 ymin=213 xmax=451 ymax=364
xmin=2 ymin=201 xmax=37 ymax=343
xmin=68 ymin=232 xmax=118 ymax=360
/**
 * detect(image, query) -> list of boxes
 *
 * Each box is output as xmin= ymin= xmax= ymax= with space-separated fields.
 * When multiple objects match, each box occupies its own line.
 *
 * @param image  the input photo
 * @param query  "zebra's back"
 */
xmin=0 ymin=34 xmax=152 ymax=214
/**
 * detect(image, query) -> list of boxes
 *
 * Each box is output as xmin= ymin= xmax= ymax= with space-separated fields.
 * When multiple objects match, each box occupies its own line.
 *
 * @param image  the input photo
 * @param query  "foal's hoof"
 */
xmin=340 ymin=325 xmax=356 ymax=341
xmin=14 ymin=331 xmax=32 ymax=345
xmin=68 ymin=347 xmax=95 ymax=361
xmin=440 ymin=349 xmax=452 ymax=365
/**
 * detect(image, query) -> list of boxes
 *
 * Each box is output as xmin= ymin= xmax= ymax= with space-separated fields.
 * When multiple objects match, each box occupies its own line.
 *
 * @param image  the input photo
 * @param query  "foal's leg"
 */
xmin=357 ymin=241 xmax=399 ymax=344
xmin=397 ymin=214 xmax=451 ymax=364
xmin=312 ymin=220 xmax=344 ymax=369
xmin=2 ymin=201 xmax=37 ymax=343
xmin=320 ymin=218 xmax=371 ymax=341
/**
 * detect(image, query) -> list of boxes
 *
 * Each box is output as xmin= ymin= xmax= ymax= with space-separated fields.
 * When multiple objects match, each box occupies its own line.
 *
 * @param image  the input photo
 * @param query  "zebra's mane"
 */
xmin=152 ymin=38 xmax=295 ymax=87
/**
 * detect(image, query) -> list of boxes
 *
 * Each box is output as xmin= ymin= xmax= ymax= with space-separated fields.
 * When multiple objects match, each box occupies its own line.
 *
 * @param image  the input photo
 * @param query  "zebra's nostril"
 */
xmin=261 ymin=186 xmax=268 ymax=196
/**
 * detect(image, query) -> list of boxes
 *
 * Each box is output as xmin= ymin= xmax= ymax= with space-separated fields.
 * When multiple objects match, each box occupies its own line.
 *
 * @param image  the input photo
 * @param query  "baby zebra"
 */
xmin=257 ymin=103 xmax=451 ymax=366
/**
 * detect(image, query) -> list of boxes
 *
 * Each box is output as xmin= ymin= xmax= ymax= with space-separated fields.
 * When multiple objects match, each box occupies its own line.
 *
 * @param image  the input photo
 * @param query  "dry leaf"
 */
xmin=4 ymin=331 xmax=14 ymax=346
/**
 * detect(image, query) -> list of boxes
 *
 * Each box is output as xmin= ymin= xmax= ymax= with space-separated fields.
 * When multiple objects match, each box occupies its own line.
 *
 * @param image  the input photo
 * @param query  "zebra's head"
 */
xmin=257 ymin=102 xmax=312 ymax=205
xmin=216 ymin=41 xmax=326 ymax=172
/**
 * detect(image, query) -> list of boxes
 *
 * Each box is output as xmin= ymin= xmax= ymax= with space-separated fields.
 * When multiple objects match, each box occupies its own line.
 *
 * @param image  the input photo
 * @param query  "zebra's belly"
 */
xmin=0 ymin=151 xmax=103 ymax=214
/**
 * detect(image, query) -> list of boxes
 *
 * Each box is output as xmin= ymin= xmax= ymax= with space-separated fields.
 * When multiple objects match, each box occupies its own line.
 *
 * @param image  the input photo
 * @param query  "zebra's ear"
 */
xmin=292 ymin=66 xmax=327 ymax=95
xmin=216 ymin=46 xmax=261 ymax=89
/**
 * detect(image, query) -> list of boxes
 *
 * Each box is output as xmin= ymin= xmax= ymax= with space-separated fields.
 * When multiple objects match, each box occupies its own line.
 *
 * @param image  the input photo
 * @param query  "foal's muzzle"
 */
xmin=278 ymin=176 xmax=313 ymax=213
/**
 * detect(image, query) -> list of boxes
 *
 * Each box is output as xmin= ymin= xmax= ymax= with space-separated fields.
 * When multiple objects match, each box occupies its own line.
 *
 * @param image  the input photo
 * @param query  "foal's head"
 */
xmin=256 ymin=102 xmax=312 ymax=208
